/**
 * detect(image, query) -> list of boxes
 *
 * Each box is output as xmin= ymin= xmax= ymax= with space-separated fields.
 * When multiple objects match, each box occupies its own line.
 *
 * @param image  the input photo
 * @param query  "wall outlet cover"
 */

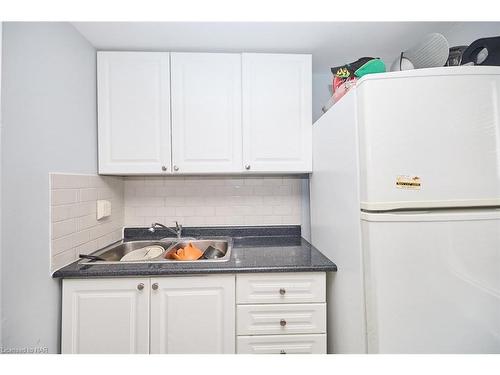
xmin=96 ymin=199 xmax=111 ymax=220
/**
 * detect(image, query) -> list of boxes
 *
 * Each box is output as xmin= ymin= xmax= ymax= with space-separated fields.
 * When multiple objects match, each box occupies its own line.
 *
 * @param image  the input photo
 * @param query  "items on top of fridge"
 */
xmin=320 ymin=33 xmax=500 ymax=118
xmin=460 ymin=36 xmax=500 ymax=66
xmin=322 ymin=57 xmax=386 ymax=113
xmin=331 ymin=57 xmax=386 ymax=80
xmin=390 ymin=33 xmax=449 ymax=72
xmin=446 ymin=46 xmax=469 ymax=66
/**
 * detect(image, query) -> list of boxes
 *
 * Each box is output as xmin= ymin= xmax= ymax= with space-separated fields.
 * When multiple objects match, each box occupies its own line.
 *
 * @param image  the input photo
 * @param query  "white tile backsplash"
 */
xmin=50 ymin=173 xmax=124 ymax=273
xmin=123 ymin=176 xmax=304 ymax=227
xmin=49 ymin=174 xmax=308 ymax=273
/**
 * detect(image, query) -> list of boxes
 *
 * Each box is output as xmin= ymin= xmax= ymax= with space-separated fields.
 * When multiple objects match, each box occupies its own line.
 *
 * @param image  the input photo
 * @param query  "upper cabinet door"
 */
xmin=171 ymin=53 xmax=242 ymax=173
xmin=98 ymin=52 xmax=171 ymax=175
xmin=242 ymin=53 xmax=312 ymax=173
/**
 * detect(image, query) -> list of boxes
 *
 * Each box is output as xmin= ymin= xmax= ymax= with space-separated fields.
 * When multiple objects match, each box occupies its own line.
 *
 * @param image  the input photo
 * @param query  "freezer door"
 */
xmin=361 ymin=209 xmax=500 ymax=353
xmin=357 ymin=67 xmax=500 ymax=210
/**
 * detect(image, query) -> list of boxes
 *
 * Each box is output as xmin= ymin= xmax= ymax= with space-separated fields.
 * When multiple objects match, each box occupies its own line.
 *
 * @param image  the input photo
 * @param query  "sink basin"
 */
xmin=79 ymin=240 xmax=175 ymax=264
xmin=164 ymin=238 xmax=232 ymax=262
xmin=79 ymin=237 xmax=232 ymax=264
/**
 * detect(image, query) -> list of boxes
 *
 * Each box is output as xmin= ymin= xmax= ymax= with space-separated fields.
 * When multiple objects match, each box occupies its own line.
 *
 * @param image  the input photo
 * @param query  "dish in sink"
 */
xmin=164 ymin=238 xmax=232 ymax=262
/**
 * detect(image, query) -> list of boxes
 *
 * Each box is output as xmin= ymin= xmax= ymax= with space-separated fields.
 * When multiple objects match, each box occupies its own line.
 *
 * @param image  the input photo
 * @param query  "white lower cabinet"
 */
xmin=236 ymin=272 xmax=327 ymax=354
xmin=61 ymin=275 xmax=235 ymax=354
xmin=150 ymin=275 xmax=235 ymax=354
xmin=61 ymin=272 xmax=326 ymax=354
xmin=61 ymin=278 xmax=151 ymax=354
xmin=237 ymin=334 xmax=327 ymax=354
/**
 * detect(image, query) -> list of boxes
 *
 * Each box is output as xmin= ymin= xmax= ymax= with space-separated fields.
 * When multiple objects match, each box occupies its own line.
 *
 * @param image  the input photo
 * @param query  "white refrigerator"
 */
xmin=310 ymin=67 xmax=500 ymax=353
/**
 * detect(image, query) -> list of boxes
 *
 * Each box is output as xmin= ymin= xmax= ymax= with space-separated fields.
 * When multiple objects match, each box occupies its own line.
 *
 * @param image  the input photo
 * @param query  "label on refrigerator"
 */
xmin=396 ymin=175 xmax=421 ymax=189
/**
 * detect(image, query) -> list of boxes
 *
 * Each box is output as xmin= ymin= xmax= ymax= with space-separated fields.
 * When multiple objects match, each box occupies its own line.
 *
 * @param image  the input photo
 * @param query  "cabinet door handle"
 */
xmin=280 ymin=350 xmax=286 ymax=354
xmin=137 ymin=283 xmax=144 ymax=291
xmin=152 ymin=283 xmax=159 ymax=290
xmin=280 ymin=319 xmax=287 ymax=327
xmin=244 ymin=164 xmax=251 ymax=170
xmin=161 ymin=166 xmax=167 ymax=171
xmin=279 ymin=288 xmax=286 ymax=295
xmin=173 ymin=165 xmax=179 ymax=171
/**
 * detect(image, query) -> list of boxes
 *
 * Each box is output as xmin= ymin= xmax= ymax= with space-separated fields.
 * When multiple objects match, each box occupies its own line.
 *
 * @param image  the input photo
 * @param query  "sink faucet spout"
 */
xmin=148 ymin=222 xmax=183 ymax=238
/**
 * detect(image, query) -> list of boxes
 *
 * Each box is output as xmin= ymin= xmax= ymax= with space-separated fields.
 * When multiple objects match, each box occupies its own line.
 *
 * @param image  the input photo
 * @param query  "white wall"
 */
xmin=309 ymin=72 xmax=333 ymax=235
xmin=1 ymin=22 xmax=96 ymax=353
xmin=442 ymin=22 xmax=500 ymax=47
xmin=312 ymin=72 xmax=332 ymax=123
xmin=50 ymin=174 xmax=124 ymax=273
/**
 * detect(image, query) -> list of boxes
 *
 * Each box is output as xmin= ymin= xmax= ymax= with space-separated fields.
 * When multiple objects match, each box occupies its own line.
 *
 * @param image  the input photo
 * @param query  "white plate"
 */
xmin=120 ymin=245 xmax=165 ymax=261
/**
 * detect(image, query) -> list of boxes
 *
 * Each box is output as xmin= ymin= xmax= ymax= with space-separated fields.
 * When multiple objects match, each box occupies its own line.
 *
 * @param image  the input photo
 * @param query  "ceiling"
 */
xmin=73 ymin=22 xmax=463 ymax=73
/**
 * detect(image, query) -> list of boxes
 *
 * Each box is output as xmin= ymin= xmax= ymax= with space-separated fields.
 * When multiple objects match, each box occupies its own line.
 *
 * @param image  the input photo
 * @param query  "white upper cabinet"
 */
xmin=170 ymin=53 xmax=242 ymax=173
xmin=242 ymin=53 xmax=312 ymax=173
xmin=97 ymin=51 xmax=312 ymax=175
xmin=98 ymin=52 xmax=171 ymax=175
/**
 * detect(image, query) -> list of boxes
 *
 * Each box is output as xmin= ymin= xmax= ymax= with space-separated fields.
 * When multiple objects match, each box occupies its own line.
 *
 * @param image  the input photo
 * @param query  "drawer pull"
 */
xmin=280 ymin=350 xmax=286 ymax=354
xmin=279 ymin=288 xmax=286 ymax=295
xmin=280 ymin=319 xmax=287 ymax=327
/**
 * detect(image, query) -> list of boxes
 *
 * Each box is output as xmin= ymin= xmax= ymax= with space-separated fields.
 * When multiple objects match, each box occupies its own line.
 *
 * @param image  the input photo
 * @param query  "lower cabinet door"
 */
xmin=237 ymin=334 xmax=327 ymax=354
xmin=150 ymin=275 xmax=236 ymax=354
xmin=61 ymin=278 xmax=150 ymax=354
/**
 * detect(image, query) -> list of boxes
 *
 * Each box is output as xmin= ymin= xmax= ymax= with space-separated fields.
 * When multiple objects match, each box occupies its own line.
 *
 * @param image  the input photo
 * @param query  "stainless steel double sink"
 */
xmin=79 ymin=237 xmax=232 ymax=264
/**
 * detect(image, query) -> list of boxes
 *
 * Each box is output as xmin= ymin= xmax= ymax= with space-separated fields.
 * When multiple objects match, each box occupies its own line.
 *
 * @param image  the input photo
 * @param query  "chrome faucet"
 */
xmin=148 ymin=221 xmax=182 ymax=238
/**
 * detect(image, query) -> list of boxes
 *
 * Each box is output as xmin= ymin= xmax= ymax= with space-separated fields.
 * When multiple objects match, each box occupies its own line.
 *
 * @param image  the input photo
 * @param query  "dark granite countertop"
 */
xmin=52 ymin=225 xmax=337 ymax=278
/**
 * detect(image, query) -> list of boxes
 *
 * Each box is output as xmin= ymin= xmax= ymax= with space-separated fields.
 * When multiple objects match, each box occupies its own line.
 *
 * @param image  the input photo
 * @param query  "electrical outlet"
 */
xmin=96 ymin=200 xmax=111 ymax=220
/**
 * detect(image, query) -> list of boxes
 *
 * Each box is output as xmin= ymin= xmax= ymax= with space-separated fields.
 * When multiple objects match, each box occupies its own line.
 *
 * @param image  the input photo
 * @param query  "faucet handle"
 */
xmin=174 ymin=221 xmax=182 ymax=237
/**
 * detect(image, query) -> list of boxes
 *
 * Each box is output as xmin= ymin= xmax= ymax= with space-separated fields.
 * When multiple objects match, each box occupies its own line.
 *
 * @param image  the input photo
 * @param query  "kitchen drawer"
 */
xmin=237 ymin=303 xmax=326 ymax=336
xmin=237 ymin=334 xmax=327 ymax=354
xmin=236 ymin=272 xmax=325 ymax=304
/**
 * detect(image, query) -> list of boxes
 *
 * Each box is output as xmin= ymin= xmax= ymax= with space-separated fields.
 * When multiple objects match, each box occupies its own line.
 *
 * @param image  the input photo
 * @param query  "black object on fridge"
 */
xmin=461 ymin=36 xmax=500 ymax=66
xmin=446 ymin=46 xmax=468 ymax=66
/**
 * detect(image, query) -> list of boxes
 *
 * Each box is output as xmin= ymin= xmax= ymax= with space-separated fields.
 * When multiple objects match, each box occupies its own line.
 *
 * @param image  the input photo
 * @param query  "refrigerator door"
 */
xmin=357 ymin=67 xmax=500 ymax=210
xmin=361 ymin=209 xmax=500 ymax=353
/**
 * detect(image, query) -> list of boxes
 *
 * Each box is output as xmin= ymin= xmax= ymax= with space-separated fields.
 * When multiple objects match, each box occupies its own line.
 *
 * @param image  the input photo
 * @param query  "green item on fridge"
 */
xmin=354 ymin=58 xmax=386 ymax=78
